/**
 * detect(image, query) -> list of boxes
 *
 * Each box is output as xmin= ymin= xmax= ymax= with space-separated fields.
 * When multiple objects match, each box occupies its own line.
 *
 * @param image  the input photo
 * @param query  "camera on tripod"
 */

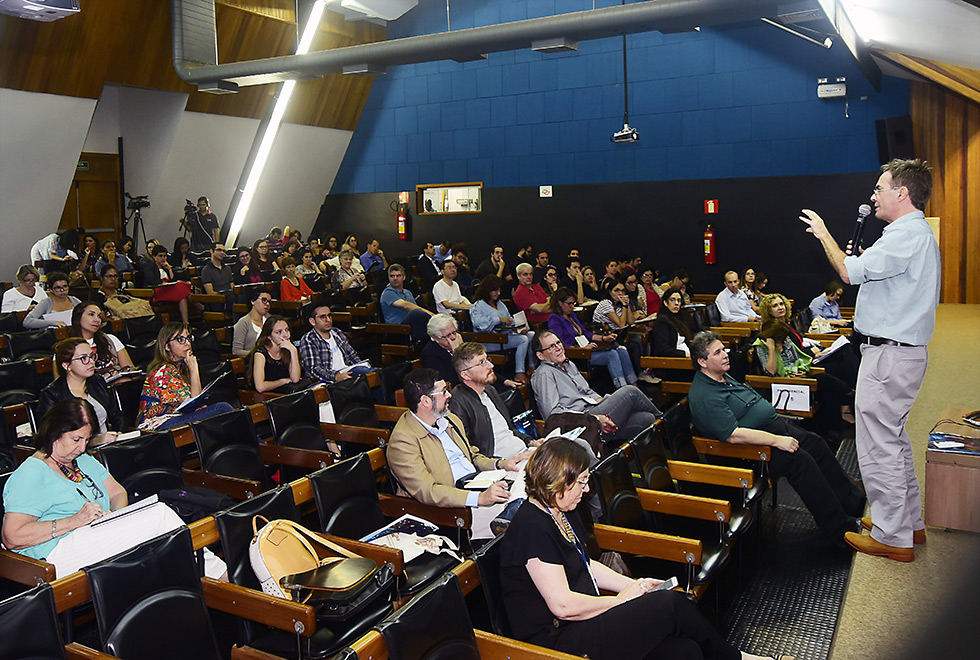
xmin=125 ymin=193 xmax=150 ymax=211
xmin=184 ymin=199 xmax=197 ymax=216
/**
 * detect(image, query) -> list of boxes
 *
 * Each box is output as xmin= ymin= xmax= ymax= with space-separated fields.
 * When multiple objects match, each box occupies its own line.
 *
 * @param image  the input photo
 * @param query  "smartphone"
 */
xmin=653 ymin=576 xmax=679 ymax=592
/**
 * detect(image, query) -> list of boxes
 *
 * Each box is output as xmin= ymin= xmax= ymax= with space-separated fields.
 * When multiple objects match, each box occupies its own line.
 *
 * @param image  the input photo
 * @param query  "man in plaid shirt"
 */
xmin=299 ymin=304 xmax=375 ymax=383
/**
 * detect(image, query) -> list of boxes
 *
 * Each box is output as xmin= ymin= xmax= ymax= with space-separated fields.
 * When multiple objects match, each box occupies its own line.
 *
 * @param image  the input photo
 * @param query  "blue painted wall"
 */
xmin=331 ymin=0 xmax=909 ymax=194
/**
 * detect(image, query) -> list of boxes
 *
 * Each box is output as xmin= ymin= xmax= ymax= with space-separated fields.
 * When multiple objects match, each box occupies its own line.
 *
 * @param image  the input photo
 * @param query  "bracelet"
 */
xmin=494 ymin=459 xmax=501 ymax=470
xmin=51 ymin=520 xmax=57 ymax=539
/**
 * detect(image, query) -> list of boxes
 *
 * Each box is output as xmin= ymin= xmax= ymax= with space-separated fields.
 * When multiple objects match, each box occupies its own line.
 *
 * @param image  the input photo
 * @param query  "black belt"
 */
xmin=864 ymin=336 xmax=918 ymax=348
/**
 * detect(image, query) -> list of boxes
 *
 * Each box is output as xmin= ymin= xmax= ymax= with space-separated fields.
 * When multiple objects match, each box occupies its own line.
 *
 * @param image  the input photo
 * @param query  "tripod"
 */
xmin=125 ymin=207 xmax=148 ymax=249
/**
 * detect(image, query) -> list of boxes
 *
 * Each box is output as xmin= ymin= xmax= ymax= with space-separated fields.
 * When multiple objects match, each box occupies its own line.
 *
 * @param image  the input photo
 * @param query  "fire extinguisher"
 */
xmin=396 ymin=203 xmax=409 ymax=240
xmin=704 ymin=225 xmax=716 ymax=265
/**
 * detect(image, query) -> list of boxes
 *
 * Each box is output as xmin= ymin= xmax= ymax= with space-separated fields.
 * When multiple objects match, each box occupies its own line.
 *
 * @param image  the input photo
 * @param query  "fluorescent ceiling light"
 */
xmin=226 ymin=0 xmax=328 ymax=247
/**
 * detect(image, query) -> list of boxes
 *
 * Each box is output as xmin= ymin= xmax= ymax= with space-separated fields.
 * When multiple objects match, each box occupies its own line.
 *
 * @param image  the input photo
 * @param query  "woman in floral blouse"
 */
xmin=137 ymin=322 xmax=233 ymax=430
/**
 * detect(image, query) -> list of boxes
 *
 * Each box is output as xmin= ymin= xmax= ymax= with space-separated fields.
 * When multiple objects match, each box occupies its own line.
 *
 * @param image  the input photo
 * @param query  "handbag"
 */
xmin=249 ymin=516 xmax=394 ymax=620
xmin=103 ymin=294 xmax=154 ymax=319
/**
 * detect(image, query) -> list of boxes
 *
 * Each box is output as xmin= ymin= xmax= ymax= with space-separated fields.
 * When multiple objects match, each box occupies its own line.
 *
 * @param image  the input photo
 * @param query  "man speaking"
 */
xmin=799 ymin=158 xmax=940 ymax=562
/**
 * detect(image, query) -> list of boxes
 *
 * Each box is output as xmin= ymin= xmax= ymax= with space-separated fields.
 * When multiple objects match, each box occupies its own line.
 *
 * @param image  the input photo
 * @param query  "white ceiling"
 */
xmin=840 ymin=0 xmax=980 ymax=70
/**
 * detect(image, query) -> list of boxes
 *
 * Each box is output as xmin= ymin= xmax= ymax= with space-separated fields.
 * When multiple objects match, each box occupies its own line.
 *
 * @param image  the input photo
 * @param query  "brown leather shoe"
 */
xmin=845 ymin=531 xmax=914 ymax=561
xmin=861 ymin=517 xmax=926 ymax=544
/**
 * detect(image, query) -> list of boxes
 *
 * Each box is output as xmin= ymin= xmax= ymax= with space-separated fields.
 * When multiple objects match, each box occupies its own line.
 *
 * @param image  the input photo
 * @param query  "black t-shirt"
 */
xmin=257 ymin=346 xmax=291 ymax=390
xmin=188 ymin=212 xmax=219 ymax=251
xmin=420 ymin=340 xmax=459 ymax=387
xmin=500 ymin=502 xmax=597 ymax=646
xmin=201 ymin=262 xmax=234 ymax=293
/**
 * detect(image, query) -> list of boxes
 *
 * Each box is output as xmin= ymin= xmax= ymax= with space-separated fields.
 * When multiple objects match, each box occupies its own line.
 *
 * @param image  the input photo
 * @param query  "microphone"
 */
xmin=848 ymin=204 xmax=872 ymax=255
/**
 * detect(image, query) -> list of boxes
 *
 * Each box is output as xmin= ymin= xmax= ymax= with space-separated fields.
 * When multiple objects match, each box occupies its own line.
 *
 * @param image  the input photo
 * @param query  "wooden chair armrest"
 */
xmin=563 ymin=346 xmax=592 ymax=360
xmin=692 ymin=437 xmax=770 ymax=462
xmin=451 ymin=559 xmax=480 ymax=596
xmin=126 ymin=288 xmax=154 ymax=299
xmin=721 ymin=321 xmax=760 ymax=330
xmin=347 ymin=631 xmax=388 ymax=659
xmin=182 ymin=469 xmax=263 ymax=499
xmin=662 ymin=382 xmax=691 ymax=394
xmin=320 ymin=422 xmax=390 ymax=448
xmin=666 ymin=460 xmax=755 ymax=490
xmin=367 ymin=323 xmax=412 ymax=335
xmin=14 ymin=443 xmax=34 ymax=463
xmin=315 ymin=534 xmax=404 ymax=576
xmin=745 ymin=375 xmax=818 ymax=390
xmin=258 ymin=444 xmax=335 ymax=470
xmin=190 ymin=293 xmax=227 ymax=304
xmin=378 ymin=493 xmax=471 ymax=529
xmin=201 ymin=577 xmax=317 ymax=636
xmin=475 ymin=630 xmax=586 ymax=660
xmin=375 ymin=405 xmax=409 ymax=423
xmin=636 ymin=488 xmax=731 ymax=523
xmin=592 ymin=524 xmax=702 ymax=565
xmin=0 ymin=548 xmax=56 ymax=585
xmin=231 ymin=646 xmax=294 ymax=660
xmin=238 ymin=390 xmax=284 ymax=406
xmin=65 ymin=643 xmax=119 ymax=660
xmin=461 ymin=331 xmax=509 ymax=344
xmin=640 ymin=356 xmax=693 ymax=370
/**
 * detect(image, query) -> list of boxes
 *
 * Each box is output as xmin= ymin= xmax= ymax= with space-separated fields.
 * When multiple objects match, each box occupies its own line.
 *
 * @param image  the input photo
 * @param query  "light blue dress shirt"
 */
xmin=715 ymin=288 xmax=756 ymax=322
xmin=844 ymin=210 xmax=940 ymax=346
xmin=808 ymin=294 xmax=842 ymax=320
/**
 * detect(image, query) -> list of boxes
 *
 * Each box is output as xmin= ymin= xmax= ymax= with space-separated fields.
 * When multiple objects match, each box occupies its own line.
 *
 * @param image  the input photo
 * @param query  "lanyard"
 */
xmin=546 ymin=506 xmax=598 ymax=596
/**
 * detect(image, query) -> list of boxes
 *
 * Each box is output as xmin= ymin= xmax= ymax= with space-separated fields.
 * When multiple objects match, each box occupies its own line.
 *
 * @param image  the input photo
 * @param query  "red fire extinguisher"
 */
xmin=396 ymin=203 xmax=409 ymax=240
xmin=704 ymin=225 xmax=716 ymax=265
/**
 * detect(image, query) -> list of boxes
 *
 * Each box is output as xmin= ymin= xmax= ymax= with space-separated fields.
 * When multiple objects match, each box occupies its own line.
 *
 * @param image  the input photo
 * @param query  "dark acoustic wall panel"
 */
xmin=314 ymin=172 xmax=880 ymax=308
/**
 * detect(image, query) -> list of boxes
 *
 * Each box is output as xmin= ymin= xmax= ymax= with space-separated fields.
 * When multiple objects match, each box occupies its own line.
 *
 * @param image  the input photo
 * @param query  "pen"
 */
xmin=76 ymin=487 xmax=88 ymax=500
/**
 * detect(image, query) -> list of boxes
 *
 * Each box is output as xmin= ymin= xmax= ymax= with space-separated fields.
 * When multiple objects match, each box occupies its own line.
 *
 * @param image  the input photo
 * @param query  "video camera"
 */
xmin=125 ymin=193 xmax=150 ymax=211
xmin=184 ymin=199 xmax=197 ymax=216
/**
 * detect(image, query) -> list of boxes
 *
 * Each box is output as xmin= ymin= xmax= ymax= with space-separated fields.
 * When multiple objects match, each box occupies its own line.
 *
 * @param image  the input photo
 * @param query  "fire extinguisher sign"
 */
xmin=704 ymin=199 xmax=719 ymax=214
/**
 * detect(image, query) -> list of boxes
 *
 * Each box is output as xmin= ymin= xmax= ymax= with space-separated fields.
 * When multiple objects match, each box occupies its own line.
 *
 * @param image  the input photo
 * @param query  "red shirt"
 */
xmin=644 ymin=288 xmax=661 ymax=314
xmin=513 ymin=283 xmax=551 ymax=324
xmin=280 ymin=277 xmax=314 ymax=301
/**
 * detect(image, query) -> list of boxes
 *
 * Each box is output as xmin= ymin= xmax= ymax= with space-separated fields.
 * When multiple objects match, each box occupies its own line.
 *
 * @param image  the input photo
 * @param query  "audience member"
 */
xmin=251 ymin=239 xmax=279 ymax=273
xmin=749 ymin=271 xmax=768 ymax=302
xmin=380 ymin=263 xmax=433 ymax=342
xmin=23 ymin=271 xmax=78 ymax=329
xmin=232 ymin=288 xmax=272 ymax=356
xmin=140 ymin=245 xmax=194 ymax=324
xmin=593 ymin=279 xmax=651 ymax=381
xmin=234 ymin=247 xmax=263 ymax=285
xmin=298 ymin=305 xmax=376 ymax=383
xmin=2 ymin=264 xmax=46 ymax=313
xmin=470 ymin=275 xmax=535 ymax=383
xmin=94 ymin=240 xmax=132 ymax=275
xmin=30 ymin=229 xmax=79 ymax=266
xmin=38 ymin=338 xmax=124 ymax=446
xmin=417 ymin=241 xmax=442 ymax=289
xmin=809 ymin=281 xmax=850 ymax=327
xmin=474 ymin=245 xmax=512 ymax=285
xmin=449 ymin=342 xmax=538 ymax=459
xmin=532 ymin=250 xmax=550 ymax=284
xmin=69 ymin=302 xmax=135 ymax=377
xmin=360 ymin=238 xmax=388 ymax=273
xmin=513 ymin=262 xmax=551 ymax=325
xmin=330 ymin=249 xmax=367 ymax=291
xmin=580 ymin=264 xmax=602 ymax=301
xmin=137 ymin=323 xmax=234 ymax=430
xmin=0 ymin=399 xmax=226 ymax=579
xmin=741 ymin=268 xmax=761 ymax=312
xmin=547 ymin=287 xmax=636 ymax=389
xmin=715 ymin=270 xmax=759 ymax=322
xmin=279 ymin=257 xmax=314 ymax=302
xmin=265 ymin=226 xmax=285 ymax=250
xmin=559 ymin=258 xmax=590 ymax=304
xmin=432 ymin=258 xmax=471 ymax=314
xmin=639 ymin=267 xmax=663 ymax=315
xmin=275 ymin=239 xmax=301 ymax=270
xmin=499 ymin=437 xmax=775 ymax=660
xmin=599 ymin=259 xmax=619 ymax=292
xmin=200 ymin=244 xmax=233 ymax=296
xmin=295 ymin=249 xmax=324 ymax=277
xmin=386 ymin=369 xmax=521 ymax=509
xmin=451 ymin=244 xmax=474 ymax=289
xmin=688 ymin=331 xmax=863 ymax=545
xmin=421 ymin=314 xmax=463 ymax=387
xmin=246 ymin=316 xmax=303 ymax=393
xmin=433 ymin=240 xmax=453 ymax=265
xmin=169 ymin=237 xmax=194 ymax=270
xmin=531 ymin=331 xmax=660 ymax=443
xmin=652 ymin=288 xmax=694 ymax=357
xmin=75 ymin=233 xmax=102 ymax=281
xmin=541 ymin=265 xmax=560 ymax=295
xmin=514 ymin=242 xmax=534 ymax=275
xmin=667 ymin=268 xmax=691 ymax=305
xmin=321 ymin=235 xmax=340 ymax=260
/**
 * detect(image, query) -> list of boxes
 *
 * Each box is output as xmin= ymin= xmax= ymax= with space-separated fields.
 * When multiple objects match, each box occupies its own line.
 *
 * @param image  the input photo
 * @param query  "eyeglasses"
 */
xmin=461 ymin=356 xmax=491 ymax=371
xmin=169 ymin=334 xmax=194 ymax=345
xmin=70 ymin=353 xmax=96 ymax=365
xmin=426 ymin=387 xmax=450 ymax=398
xmin=214 ymin=248 xmax=226 ymax=253
xmin=540 ymin=341 xmax=563 ymax=353
xmin=561 ymin=299 xmax=575 ymax=306
xmin=102 ymin=273 xmax=119 ymax=279
xmin=573 ymin=475 xmax=590 ymax=487
xmin=437 ymin=330 xmax=458 ymax=341
xmin=52 ymin=285 xmax=69 ymax=292
xmin=872 ymin=185 xmax=903 ymax=196
xmin=21 ymin=277 xmax=37 ymax=284
xmin=257 ymin=297 xmax=272 ymax=304
xmin=81 ymin=470 xmax=104 ymax=499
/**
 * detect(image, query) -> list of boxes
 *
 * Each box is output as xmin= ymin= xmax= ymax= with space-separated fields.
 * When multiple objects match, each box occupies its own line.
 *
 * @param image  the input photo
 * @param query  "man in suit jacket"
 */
xmin=417 ymin=241 xmax=442 ymax=290
xmin=387 ymin=368 xmax=522 ymax=509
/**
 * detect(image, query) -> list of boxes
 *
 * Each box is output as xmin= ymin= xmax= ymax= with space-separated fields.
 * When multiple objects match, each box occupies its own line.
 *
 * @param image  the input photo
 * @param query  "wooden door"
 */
xmin=60 ymin=152 xmax=122 ymax=245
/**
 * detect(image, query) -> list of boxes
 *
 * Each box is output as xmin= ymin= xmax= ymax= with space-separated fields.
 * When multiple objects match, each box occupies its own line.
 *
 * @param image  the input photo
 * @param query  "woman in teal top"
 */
xmin=2 ymin=398 xmax=126 ymax=562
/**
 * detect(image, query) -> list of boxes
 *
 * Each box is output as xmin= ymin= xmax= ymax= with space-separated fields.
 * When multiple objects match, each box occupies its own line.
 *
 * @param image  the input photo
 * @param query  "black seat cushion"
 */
xmin=95 ymin=431 xmax=183 ymax=501
xmin=376 ymin=573 xmax=479 ymax=660
xmin=197 ymin=361 xmax=242 ymax=409
xmin=326 ymin=375 xmax=379 ymax=429
xmin=85 ymin=527 xmax=221 ymax=660
xmin=0 ymin=358 xmax=39 ymax=396
xmin=191 ymin=408 xmax=269 ymax=488
xmin=471 ymin=533 xmax=511 ymax=637
xmin=0 ymin=583 xmax=66 ymax=660
xmin=4 ymin=329 xmax=56 ymax=361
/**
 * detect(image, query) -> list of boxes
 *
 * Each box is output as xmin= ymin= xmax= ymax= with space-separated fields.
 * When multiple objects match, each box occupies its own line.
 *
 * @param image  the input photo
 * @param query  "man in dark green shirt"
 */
xmin=688 ymin=331 xmax=864 ymax=545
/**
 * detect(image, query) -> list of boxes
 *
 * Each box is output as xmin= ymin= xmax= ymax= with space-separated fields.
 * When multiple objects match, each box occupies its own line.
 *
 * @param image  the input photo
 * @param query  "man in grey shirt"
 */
xmin=800 ymin=158 xmax=940 ymax=562
xmin=530 ymin=330 xmax=661 ymax=444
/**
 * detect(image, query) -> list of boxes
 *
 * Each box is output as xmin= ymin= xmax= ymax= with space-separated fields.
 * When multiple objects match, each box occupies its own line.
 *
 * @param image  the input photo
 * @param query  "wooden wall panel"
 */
xmin=911 ymin=80 xmax=980 ymax=304
xmin=0 ymin=0 xmax=384 ymax=130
